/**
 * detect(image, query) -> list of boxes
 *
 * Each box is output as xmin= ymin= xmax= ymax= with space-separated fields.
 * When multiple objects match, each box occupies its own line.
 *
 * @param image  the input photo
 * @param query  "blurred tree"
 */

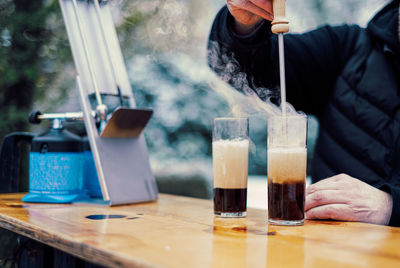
xmin=0 ymin=0 xmax=55 ymax=141
xmin=0 ymin=0 xmax=76 ymax=142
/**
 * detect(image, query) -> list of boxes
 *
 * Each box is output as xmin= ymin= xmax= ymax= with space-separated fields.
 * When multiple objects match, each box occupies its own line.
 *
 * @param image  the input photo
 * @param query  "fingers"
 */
xmin=243 ymin=1 xmax=273 ymax=21
xmin=304 ymin=174 xmax=388 ymax=224
xmin=305 ymin=204 xmax=358 ymax=222
xmin=305 ymin=189 xmax=347 ymax=211
xmin=250 ymin=0 xmax=273 ymax=15
xmin=306 ymin=174 xmax=349 ymax=195
xmin=229 ymin=0 xmax=273 ymax=21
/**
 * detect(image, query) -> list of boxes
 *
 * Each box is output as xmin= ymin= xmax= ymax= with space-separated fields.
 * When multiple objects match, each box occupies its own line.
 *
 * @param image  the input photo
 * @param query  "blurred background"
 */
xmin=0 ymin=0 xmax=390 ymax=199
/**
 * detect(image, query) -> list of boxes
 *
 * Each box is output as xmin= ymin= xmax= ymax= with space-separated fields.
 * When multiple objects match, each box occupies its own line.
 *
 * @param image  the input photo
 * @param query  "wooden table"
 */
xmin=0 ymin=193 xmax=399 ymax=267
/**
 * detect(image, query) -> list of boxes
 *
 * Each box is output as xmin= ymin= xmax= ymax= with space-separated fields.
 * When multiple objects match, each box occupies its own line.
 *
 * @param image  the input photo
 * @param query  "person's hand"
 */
xmin=227 ymin=0 xmax=273 ymax=35
xmin=305 ymin=174 xmax=393 ymax=225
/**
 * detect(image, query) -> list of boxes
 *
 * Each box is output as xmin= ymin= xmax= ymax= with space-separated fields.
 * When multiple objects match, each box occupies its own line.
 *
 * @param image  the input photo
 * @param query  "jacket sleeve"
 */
xmin=208 ymin=6 xmax=362 ymax=116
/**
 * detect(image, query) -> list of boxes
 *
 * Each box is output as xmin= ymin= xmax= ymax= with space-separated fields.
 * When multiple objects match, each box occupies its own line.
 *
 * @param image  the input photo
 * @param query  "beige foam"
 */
xmin=267 ymin=147 xmax=306 ymax=184
xmin=213 ymin=139 xmax=249 ymax=189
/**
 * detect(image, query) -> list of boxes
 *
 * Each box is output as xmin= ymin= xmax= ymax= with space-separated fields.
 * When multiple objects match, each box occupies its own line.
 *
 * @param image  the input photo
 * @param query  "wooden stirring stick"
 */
xmin=271 ymin=0 xmax=289 ymax=34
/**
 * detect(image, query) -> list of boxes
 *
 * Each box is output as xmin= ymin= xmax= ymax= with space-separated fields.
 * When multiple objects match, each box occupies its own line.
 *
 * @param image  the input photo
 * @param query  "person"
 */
xmin=208 ymin=0 xmax=400 ymax=226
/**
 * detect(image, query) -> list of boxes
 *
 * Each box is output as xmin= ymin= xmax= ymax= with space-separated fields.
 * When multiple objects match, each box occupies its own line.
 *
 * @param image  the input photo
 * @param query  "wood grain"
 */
xmin=0 ymin=193 xmax=399 ymax=267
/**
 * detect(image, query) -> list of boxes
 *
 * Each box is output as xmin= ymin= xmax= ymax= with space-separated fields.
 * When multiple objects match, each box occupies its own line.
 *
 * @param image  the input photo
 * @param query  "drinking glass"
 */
xmin=212 ymin=117 xmax=249 ymax=217
xmin=267 ymin=114 xmax=307 ymax=225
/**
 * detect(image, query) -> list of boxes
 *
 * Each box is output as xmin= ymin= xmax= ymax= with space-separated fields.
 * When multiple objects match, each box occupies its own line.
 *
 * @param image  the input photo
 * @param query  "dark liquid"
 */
xmin=214 ymin=188 xmax=247 ymax=213
xmin=268 ymin=181 xmax=305 ymax=221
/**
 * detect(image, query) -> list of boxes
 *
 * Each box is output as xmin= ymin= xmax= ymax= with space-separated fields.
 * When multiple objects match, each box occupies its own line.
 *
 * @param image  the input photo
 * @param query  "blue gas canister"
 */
xmin=82 ymin=137 xmax=102 ymax=198
xmin=22 ymin=119 xmax=87 ymax=203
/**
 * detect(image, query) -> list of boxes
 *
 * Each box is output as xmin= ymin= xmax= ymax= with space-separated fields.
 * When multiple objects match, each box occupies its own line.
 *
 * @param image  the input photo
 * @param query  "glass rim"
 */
xmin=269 ymin=113 xmax=307 ymax=119
xmin=213 ymin=117 xmax=249 ymax=121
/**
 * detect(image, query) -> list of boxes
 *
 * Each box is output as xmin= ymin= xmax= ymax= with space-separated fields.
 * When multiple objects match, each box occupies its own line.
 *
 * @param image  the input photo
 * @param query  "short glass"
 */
xmin=267 ymin=114 xmax=307 ymax=225
xmin=212 ymin=117 xmax=249 ymax=217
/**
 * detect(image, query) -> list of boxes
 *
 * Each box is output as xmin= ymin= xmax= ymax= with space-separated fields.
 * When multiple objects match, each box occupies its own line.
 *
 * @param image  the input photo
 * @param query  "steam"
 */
xmin=207 ymin=41 xmax=298 ymax=119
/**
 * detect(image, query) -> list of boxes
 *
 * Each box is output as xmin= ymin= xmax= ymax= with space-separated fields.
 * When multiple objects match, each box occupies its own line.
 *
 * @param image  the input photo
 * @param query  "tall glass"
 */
xmin=213 ymin=117 xmax=249 ymax=217
xmin=267 ymin=114 xmax=307 ymax=225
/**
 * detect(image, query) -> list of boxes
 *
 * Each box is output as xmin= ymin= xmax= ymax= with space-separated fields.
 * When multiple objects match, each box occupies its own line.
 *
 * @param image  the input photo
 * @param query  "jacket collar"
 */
xmin=367 ymin=0 xmax=400 ymax=55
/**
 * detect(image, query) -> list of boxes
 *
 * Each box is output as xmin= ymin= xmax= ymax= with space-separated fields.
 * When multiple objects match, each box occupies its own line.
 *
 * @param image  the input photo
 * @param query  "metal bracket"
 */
xmin=60 ymin=0 xmax=158 ymax=205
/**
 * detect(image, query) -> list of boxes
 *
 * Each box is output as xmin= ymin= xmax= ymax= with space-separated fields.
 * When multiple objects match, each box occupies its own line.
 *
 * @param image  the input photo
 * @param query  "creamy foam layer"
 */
xmin=213 ymin=139 xmax=249 ymax=189
xmin=267 ymin=147 xmax=307 ymax=184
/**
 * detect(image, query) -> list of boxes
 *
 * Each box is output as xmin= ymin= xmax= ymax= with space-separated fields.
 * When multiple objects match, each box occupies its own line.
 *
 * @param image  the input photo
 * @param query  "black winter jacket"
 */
xmin=208 ymin=1 xmax=400 ymax=226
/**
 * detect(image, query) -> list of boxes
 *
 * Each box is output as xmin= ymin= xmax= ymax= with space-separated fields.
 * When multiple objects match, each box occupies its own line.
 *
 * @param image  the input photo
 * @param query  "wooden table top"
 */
xmin=0 ymin=193 xmax=399 ymax=268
